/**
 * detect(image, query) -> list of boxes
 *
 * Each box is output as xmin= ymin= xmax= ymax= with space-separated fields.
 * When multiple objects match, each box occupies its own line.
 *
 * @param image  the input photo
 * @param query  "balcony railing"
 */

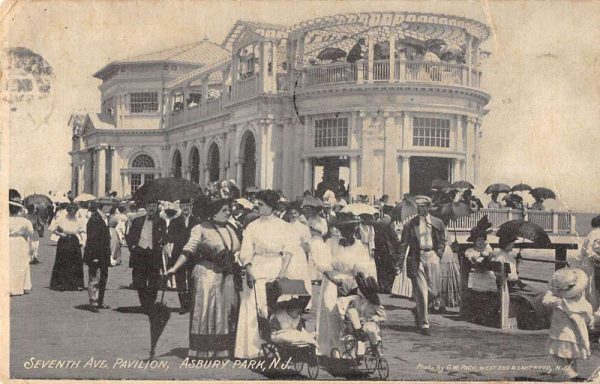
xmin=301 ymin=60 xmax=478 ymax=89
xmin=236 ymin=76 xmax=258 ymax=100
xmin=448 ymin=208 xmax=575 ymax=234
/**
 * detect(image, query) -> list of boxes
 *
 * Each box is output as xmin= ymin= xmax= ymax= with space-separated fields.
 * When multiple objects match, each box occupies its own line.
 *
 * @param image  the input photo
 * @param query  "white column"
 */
xmin=96 ymin=146 xmax=106 ymax=197
xmin=111 ymin=148 xmax=122 ymax=197
xmin=270 ymin=41 xmax=278 ymax=92
xmin=349 ymin=155 xmax=358 ymax=199
xmin=367 ymin=35 xmax=374 ymax=83
xmin=383 ymin=114 xmax=398 ymax=199
xmin=402 ymin=112 xmax=412 ymax=149
xmin=303 ymin=158 xmax=312 ymax=193
xmin=399 ymin=155 xmax=411 ymax=197
xmin=260 ymin=42 xmax=268 ymax=92
xmin=281 ymin=120 xmax=293 ymax=196
xmin=70 ymin=161 xmax=77 ymax=196
xmin=452 ymin=158 xmax=462 ymax=182
xmin=77 ymin=161 xmax=85 ymax=196
xmin=466 ymin=35 xmax=473 ymax=86
xmin=121 ymin=172 xmax=129 ymax=197
xmin=465 ymin=117 xmax=476 ymax=183
xmin=388 ymin=35 xmax=396 ymax=83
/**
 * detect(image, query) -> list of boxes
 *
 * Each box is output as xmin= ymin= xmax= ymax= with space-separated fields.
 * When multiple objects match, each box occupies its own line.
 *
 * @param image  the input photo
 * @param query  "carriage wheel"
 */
xmin=307 ymin=354 xmax=319 ymax=379
xmin=293 ymin=360 xmax=304 ymax=373
xmin=377 ymin=358 xmax=389 ymax=380
xmin=364 ymin=353 xmax=377 ymax=374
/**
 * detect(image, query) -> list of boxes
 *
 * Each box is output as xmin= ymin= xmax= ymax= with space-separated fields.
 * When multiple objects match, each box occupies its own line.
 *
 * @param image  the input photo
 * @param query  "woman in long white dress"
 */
xmin=10 ymin=200 xmax=33 ymax=296
xmin=316 ymin=213 xmax=373 ymax=357
xmin=283 ymin=202 xmax=313 ymax=309
xmin=235 ymin=190 xmax=292 ymax=359
xmin=301 ymin=196 xmax=328 ymax=282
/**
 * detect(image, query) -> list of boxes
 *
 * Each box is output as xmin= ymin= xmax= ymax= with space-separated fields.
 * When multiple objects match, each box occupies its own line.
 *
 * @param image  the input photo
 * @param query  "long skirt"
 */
xmin=440 ymin=247 xmax=461 ymax=308
xmin=235 ymin=254 xmax=281 ymax=359
xmin=10 ymin=236 xmax=32 ymax=295
xmin=308 ymin=237 xmax=328 ymax=281
xmin=391 ymin=250 xmax=412 ymax=298
xmin=285 ymin=247 xmax=312 ymax=310
xmin=189 ymin=262 xmax=237 ymax=358
xmin=109 ymin=228 xmax=121 ymax=266
xmin=315 ymin=271 xmax=349 ymax=357
xmin=50 ymin=235 xmax=84 ymax=291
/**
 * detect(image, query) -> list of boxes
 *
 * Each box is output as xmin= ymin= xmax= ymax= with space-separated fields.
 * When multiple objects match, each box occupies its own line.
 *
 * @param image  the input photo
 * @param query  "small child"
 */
xmin=542 ymin=268 xmax=594 ymax=380
xmin=338 ymin=272 xmax=386 ymax=356
xmin=270 ymin=297 xmax=317 ymax=346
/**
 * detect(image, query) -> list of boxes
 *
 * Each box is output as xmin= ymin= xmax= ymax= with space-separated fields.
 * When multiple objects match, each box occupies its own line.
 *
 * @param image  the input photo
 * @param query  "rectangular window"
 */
xmin=172 ymin=92 xmax=184 ymax=113
xmin=130 ymin=92 xmax=158 ymax=113
xmin=187 ymin=93 xmax=202 ymax=107
xmin=412 ymin=117 xmax=450 ymax=148
xmin=314 ymin=118 xmax=349 ymax=148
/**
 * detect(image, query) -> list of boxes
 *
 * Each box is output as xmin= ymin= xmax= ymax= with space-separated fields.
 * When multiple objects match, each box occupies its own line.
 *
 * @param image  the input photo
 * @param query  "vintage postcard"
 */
xmin=2 ymin=0 xmax=600 ymax=382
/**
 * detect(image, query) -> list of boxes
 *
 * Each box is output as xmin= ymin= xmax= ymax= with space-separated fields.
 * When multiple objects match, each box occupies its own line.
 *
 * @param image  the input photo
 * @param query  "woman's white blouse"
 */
xmin=239 ymin=214 xmax=292 ymax=267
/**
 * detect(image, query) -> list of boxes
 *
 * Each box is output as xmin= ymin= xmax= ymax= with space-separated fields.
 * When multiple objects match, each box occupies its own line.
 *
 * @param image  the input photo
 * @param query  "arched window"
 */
xmin=172 ymin=150 xmax=182 ymax=178
xmin=190 ymin=147 xmax=200 ymax=184
xmin=132 ymin=154 xmax=155 ymax=168
xmin=130 ymin=154 xmax=156 ymax=194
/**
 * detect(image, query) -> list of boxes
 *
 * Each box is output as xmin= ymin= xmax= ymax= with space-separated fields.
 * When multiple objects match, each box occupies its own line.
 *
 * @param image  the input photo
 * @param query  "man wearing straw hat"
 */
xmin=398 ymin=195 xmax=446 ymax=336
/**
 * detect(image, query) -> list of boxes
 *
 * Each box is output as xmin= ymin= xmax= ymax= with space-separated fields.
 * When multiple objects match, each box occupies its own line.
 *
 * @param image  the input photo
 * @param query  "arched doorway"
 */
xmin=172 ymin=150 xmax=182 ymax=178
xmin=208 ymin=143 xmax=220 ymax=182
xmin=130 ymin=154 xmax=156 ymax=194
xmin=189 ymin=147 xmax=200 ymax=184
xmin=241 ymin=132 xmax=256 ymax=192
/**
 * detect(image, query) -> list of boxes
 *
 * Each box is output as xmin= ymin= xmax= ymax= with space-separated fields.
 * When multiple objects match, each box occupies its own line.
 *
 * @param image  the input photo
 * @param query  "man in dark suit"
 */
xmin=126 ymin=200 xmax=167 ymax=312
xmin=84 ymin=201 xmax=113 ymax=313
xmin=167 ymin=198 xmax=198 ymax=314
xmin=398 ymin=195 xmax=446 ymax=336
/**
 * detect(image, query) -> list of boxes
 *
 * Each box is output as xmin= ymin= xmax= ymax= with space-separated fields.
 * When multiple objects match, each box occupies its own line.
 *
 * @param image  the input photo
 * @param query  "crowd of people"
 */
xmin=7 ymin=183 xmax=600 ymax=380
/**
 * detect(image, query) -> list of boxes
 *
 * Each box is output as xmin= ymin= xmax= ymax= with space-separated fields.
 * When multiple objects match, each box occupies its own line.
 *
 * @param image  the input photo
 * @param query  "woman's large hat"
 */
xmin=549 ymin=268 xmax=588 ymax=299
xmin=355 ymin=271 xmax=381 ymax=305
xmin=466 ymin=215 xmax=493 ymax=243
xmin=301 ymin=195 xmax=323 ymax=208
xmin=329 ymin=211 xmax=362 ymax=227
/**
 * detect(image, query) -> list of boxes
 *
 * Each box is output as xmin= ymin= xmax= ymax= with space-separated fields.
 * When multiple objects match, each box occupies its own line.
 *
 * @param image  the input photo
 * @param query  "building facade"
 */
xmin=70 ymin=12 xmax=491 ymax=202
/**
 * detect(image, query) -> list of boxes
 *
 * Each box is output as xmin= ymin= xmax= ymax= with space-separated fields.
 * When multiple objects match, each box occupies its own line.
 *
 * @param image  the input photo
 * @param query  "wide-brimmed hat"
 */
xmin=329 ymin=211 xmax=362 ymax=227
xmin=466 ymin=215 xmax=493 ymax=243
xmin=356 ymin=271 xmax=381 ymax=305
xmin=550 ymin=268 xmax=588 ymax=299
xmin=302 ymin=195 xmax=323 ymax=208
xmin=414 ymin=195 xmax=433 ymax=206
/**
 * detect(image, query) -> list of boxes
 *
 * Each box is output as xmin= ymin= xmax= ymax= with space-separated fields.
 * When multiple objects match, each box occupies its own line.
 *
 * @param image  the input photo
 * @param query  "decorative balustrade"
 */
xmin=236 ymin=75 xmax=258 ymax=100
xmin=449 ymin=208 xmax=574 ymax=234
xmin=301 ymin=60 xmax=474 ymax=88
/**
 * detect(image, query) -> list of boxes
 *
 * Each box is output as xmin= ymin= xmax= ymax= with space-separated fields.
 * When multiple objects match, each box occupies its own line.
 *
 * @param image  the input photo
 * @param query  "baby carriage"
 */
xmin=256 ymin=279 xmax=319 ymax=379
xmin=329 ymin=273 xmax=389 ymax=380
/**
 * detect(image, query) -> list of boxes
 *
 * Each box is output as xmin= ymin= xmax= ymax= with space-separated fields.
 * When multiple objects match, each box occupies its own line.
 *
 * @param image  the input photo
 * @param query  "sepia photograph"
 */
xmin=2 ymin=0 xmax=600 ymax=381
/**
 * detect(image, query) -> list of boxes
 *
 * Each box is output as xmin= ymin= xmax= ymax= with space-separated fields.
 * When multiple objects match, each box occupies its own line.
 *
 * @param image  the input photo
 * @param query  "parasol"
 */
xmin=511 ymin=183 xmax=532 ymax=192
xmin=316 ymin=47 xmax=347 ymax=62
xmin=389 ymin=197 xmax=418 ymax=222
xmin=341 ymin=203 xmax=378 ymax=216
xmin=23 ymin=193 xmax=52 ymax=207
xmin=451 ymin=180 xmax=475 ymax=189
xmin=74 ymin=193 xmax=96 ymax=202
xmin=529 ymin=187 xmax=556 ymax=200
xmin=148 ymin=289 xmax=171 ymax=360
xmin=496 ymin=220 xmax=551 ymax=247
xmin=133 ymin=177 xmax=201 ymax=203
xmin=432 ymin=201 xmax=473 ymax=241
xmin=346 ymin=43 xmax=363 ymax=63
xmin=484 ymin=183 xmax=511 ymax=194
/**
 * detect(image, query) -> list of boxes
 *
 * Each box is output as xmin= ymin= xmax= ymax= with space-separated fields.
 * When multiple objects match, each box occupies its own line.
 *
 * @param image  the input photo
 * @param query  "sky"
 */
xmin=2 ymin=0 xmax=600 ymax=211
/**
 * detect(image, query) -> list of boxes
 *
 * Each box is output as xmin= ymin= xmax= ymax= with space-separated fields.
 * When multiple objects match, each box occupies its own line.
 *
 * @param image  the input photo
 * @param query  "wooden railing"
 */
xmin=235 ymin=76 xmax=258 ymax=100
xmin=372 ymin=60 xmax=389 ymax=81
xmin=303 ymin=62 xmax=357 ymax=86
xmin=449 ymin=208 xmax=574 ymax=234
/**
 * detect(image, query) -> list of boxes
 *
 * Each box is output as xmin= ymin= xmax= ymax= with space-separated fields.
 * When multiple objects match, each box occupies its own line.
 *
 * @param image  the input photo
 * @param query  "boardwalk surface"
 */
xmin=10 ymin=233 xmax=600 ymax=381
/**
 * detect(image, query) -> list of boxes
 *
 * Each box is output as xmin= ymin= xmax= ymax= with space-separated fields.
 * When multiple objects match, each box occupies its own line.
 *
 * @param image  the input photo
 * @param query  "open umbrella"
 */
xmin=9 ymin=189 xmax=22 ymax=201
xmin=23 ymin=193 xmax=52 ymax=207
xmin=346 ymin=42 xmax=363 ymax=63
xmin=451 ymin=180 xmax=475 ymax=189
xmin=484 ymin=183 xmax=511 ymax=194
xmin=433 ymin=201 xmax=473 ymax=241
xmin=431 ymin=178 xmax=451 ymax=190
xmin=529 ymin=187 xmax=556 ymax=200
xmin=389 ymin=197 xmax=418 ymax=223
xmin=74 ymin=193 xmax=96 ymax=202
xmin=133 ymin=177 xmax=201 ymax=203
xmin=341 ymin=203 xmax=378 ymax=216
xmin=496 ymin=220 xmax=551 ymax=247
xmin=148 ymin=289 xmax=171 ymax=359
xmin=511 ymin=183 xmax=532 ymax=192
xmin=316 ymin=47 xmax=346 ymax=62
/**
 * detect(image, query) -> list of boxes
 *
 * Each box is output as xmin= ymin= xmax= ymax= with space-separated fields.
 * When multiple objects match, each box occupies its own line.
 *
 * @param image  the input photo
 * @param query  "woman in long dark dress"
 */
xmin=166 ymin=197 xmax=241 ymax=358
xmin=49 ymin=203 xmax=85 ymax=291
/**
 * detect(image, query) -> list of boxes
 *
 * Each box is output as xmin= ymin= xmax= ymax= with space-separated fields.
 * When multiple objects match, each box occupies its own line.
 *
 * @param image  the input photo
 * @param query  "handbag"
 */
xmin=209 ymin=221 xmax=243 ymax=291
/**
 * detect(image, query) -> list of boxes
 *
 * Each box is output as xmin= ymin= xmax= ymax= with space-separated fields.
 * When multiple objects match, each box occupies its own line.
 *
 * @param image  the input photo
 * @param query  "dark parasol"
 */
xmin=9 ymin=188 xmax=22 ymax=201
xmin=529 ymin=187 xmax=557 ymax=200
xmin=484 ymin=183 xmax=511 ymax=194
xmin=23 ymin=193 xmax=53 ymax=207
xmin=511 ymin=183 xmax=532 ymax=192
xmin=496 ymin=220 xmax=551 ymax=247
xmin=316 ymin=47 xmax=347 ymax=62
xmin=148 ymin=289 xmax=171 ymax=360
xmin=451 ymin=180 xmax=475 ymax=189
xmin=432 ymin=201 xmax=473 ymax=241
xmin=389 ymin=197 xmax=418 ymax=223
xmin=133 ymin=177 xmax=201 ymax=203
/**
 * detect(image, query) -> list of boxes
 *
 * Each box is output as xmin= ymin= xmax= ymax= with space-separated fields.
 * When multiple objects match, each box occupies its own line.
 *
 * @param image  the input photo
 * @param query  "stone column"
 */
xmin=452 ymin=158 xmax=462 ymax=182
xmin=111 ymin=147 xmax=122 ymax=197
xmin=349 ymin=155 xmax=358 ymax=199
xmin=303 ymin=158 xmax=312 ymax=193
xmin=96 ymin=146 xmax=106 ymax=197
xmin=260 ymin=42 xmax=268 ymax=92
xmin=281 ymin=120 xmax=294 ymax=196
xmin=465 ymin=117 xmax=476 ymax=183
xmin=70 ymin=161 xmax=77 ymax=197
xmin=367 ymin=35 xmax=374 ymax=83
xmin=383 ymin=113 xmax=399 ymax=199
xmin=399 ymin=155 xmax=411 ymax=197
xmin=121 ymin=172 xmax=129 ymax=197
xmin=388 ymin=34 xmax=396 ymax=83
xmin=271 ymin=41 xmax=278 ymax=92
xmin=259 ymin=119 xmax=275 ymax=189
xmin=77 ymin=161 xmax=85 ymax=196
xmin=402 ymin=112 xmax=412 ymax=149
